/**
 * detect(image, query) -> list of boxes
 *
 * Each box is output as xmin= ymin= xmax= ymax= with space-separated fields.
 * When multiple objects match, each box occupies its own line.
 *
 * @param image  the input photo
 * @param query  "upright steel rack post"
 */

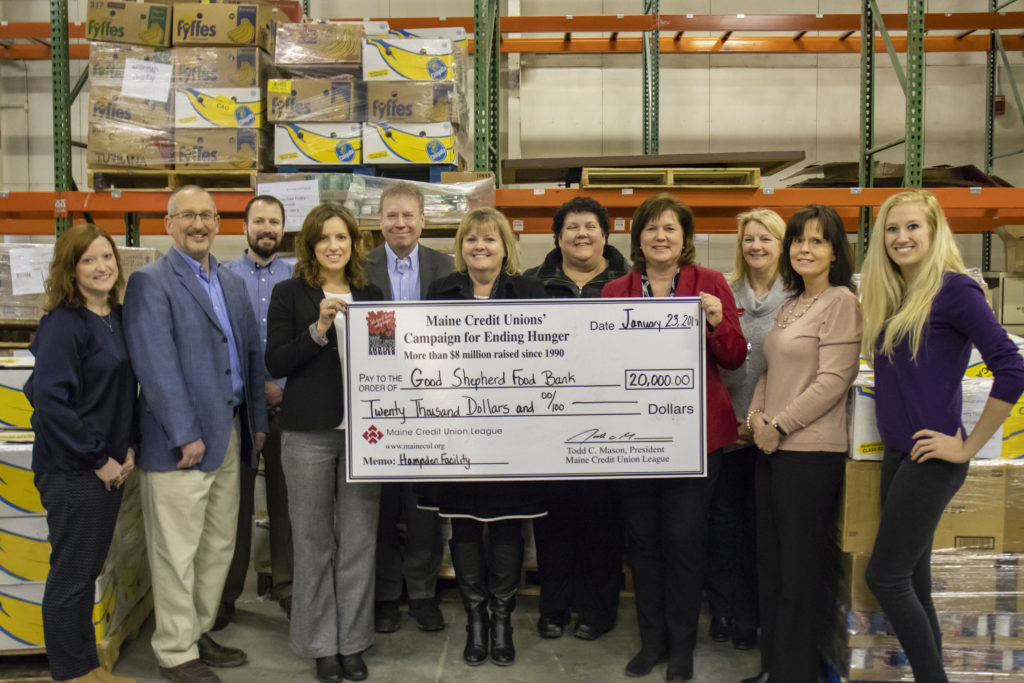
xmin=50 ymin=0 xmax=72 ymax=236
xmin=474 ymin=0 xmax=500 ymax=179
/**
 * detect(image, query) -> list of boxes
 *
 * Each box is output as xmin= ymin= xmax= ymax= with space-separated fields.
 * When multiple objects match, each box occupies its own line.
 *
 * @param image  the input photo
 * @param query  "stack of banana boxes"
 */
xmin=831 ymin=335 xmax=1024 ymax=681
xmin=0 ymin=386 xmax=150 ymax=650
xmin=85 ymin=0 xmax=301 ymax=174
xmin=271 ymin=22 xmax=468 ymax=167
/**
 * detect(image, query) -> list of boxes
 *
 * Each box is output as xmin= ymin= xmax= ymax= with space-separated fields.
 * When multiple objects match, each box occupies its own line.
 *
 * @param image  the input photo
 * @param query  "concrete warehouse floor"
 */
xmin=110 ymin=579 xmax=761 ymax=683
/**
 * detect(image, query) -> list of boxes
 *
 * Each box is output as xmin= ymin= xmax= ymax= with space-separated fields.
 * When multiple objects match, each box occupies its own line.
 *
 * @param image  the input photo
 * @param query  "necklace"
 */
xmin=100 ymin=314 xmax=112 ymax=332
xmin=777 ymin=291 xmax=823 ymax=328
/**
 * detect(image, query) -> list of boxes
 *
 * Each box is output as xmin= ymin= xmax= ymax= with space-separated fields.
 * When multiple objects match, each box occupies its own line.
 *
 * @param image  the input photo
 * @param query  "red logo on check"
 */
xmin=363 ymin=426 xmax=383 ymax=444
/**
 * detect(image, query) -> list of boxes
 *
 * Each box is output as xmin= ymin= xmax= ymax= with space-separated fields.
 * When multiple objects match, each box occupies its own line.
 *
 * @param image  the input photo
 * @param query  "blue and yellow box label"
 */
xmin=175 ymin=88 xmax=264 ymax=128
xmin=274 ymin=123 xmax=362 ymax=165
xmin=362 ymin=122 xmax=455 ymax=164
xmin=362 ymin=39 xmax=455 ymax=82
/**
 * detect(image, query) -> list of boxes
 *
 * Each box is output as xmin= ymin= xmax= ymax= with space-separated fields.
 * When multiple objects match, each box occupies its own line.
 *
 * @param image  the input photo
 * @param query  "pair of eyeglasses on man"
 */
xmin=170 ymin=211 xmax=219 ymax=223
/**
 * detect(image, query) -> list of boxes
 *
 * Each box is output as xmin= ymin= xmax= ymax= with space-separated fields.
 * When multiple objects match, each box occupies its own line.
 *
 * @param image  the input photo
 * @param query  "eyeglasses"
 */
xmin=170 ymin=211 xmax=219 ymax=224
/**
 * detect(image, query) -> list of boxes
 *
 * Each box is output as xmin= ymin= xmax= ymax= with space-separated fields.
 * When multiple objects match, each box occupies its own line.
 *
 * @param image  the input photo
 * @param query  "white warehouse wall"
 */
xmin=0 ymin=0 xmax=1020 ymax=271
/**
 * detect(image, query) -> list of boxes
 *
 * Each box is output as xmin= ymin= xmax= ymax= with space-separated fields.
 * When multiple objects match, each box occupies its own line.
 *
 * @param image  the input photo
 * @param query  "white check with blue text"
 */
xmin=345 ymin=298 xmax=707 ymax=481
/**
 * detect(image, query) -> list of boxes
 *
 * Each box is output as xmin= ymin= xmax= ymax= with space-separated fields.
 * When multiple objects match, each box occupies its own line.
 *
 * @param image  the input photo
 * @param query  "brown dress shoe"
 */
xmin=197 ymin=633 xmax=248 ymax=667
xmin=159 ymin=659 xmax=221 ymax=682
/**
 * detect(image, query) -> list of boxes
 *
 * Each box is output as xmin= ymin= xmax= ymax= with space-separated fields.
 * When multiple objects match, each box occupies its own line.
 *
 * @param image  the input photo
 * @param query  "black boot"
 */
xmin=487 ymin=539 xmax=524 ymax=666
xmin=449 ymin=540 xmax=489 ymax=666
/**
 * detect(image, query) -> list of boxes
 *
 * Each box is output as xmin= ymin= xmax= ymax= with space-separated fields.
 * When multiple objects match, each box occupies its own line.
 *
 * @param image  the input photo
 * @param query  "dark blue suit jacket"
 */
xmin=123 ymin=248 xmax=269 ymax=472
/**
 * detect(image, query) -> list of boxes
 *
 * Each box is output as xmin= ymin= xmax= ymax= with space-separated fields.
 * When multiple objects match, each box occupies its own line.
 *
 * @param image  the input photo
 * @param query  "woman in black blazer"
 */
xmin=424 ymin=207 xmax=547 ymax=668
xmin=266 ymin=204 xmax=383 ymax=683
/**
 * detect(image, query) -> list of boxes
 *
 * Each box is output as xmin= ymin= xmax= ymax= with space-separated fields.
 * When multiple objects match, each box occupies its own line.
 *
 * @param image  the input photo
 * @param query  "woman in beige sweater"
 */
xmin=740 ymin=205 xmax=862 ymax=683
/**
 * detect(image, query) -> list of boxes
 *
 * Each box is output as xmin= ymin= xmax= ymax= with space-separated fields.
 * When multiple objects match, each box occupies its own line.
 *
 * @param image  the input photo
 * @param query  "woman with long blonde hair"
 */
xmin=860 ymin=190 xmax=1024 ymax=683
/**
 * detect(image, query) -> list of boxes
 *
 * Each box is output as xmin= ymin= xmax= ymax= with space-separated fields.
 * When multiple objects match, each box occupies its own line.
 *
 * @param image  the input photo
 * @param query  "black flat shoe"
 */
xmin=625 ymin=648 xmax=667 ymax=677
xmin=740 ymin=672 xmax=769 ymax=683
xmin=732 ymin=625 xmax=758 ymax=650
xmin=315 ymin=655 xmax=341 ymax=683
xmin=573 ymin=621 xmax=611 ymax=641
xmin=666 ymin=662 xmax=693 ymax=681
xmin=537 ymin=613 xmax=568 ymax=639
xmin=340 ymin=653 xmax=368 ymax=682
xmin=708 ymin=615 xmax=732 ymax=642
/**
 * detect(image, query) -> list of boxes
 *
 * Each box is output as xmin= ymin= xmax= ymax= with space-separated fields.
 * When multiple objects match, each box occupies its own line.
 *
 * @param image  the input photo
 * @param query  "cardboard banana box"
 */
xmin=175 ymin=128 xmax=269 ymax=169
xmin=172 ymin=46 xmax=269 ymax=88
xmin=172 ymin=3 xmax=277 ymax=51
xmin=274 ymin=123 xmax=361 ymax=165
xmin=89 ymin=42 xmax=172 ymax=88
xmin=362 ymin=122 xmax=455 ymax=164
xmin=362 ymin=38 xmax=455 ymax=82
xmin=86 ymin=0 xmax=173 ymax=48
xmin=87 ymin=121 xmax=174 ymax=169
xmin=175 ymin=87 xmax=264 ymax=127
xmin=267 ymin=78 xmax=363 ymax=122
xmin=366 ymin=82 xmax=452 ymax=123
xmin=274 ymin=22 xmax=363 ymax=65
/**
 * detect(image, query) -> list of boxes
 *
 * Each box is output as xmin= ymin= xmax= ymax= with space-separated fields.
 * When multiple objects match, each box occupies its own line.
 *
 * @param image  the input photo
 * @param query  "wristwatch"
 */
xmin=772 ymin=418 xmax=787 ymax=437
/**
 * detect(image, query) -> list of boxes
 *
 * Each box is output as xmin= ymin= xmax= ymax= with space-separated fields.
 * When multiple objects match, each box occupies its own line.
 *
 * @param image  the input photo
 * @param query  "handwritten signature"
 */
xmin=565 ymin=428 xmax=640 ymax=444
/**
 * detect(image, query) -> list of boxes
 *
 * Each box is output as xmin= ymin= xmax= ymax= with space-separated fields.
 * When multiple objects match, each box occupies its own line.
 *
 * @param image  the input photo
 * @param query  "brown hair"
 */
xmin=379 ymin=181 xmax=425 ymax=215
xmin=293 ymin=203 xmax=367 ymax=288
xmin=44 ymin=223 xmax=125 ymax=312
xmin=629 ymin=193 xmax=696 ymax=272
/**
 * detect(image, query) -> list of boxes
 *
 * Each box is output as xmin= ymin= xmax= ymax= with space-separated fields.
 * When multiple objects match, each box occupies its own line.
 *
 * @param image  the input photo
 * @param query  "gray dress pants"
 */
xmin=281 ymin=429 xmax=380 ymax=658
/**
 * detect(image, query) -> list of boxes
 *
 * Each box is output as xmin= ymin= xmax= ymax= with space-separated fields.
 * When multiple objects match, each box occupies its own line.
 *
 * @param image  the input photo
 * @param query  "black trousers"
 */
xmin=755 ymin=449 xmax=845 ymax=683
xmin=618 ymin=452 xmax=719 ymax=667
xmin=865 ymin=447 xmax=968 ymax=683
xmin=706 ymin=445 xmax=759 ymax=629
xmin=223 ymin=415 xmax=293 ymax=605
xmin=533 ymin=480 xmax=624 ymax=631
xmin=375 ymin=482 xmax=444 ymax=602
xmin=36 ymin=470 xmax=123 ymax=681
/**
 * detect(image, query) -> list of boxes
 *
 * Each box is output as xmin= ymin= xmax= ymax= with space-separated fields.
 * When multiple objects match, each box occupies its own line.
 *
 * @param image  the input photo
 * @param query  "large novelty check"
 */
xmin=345 ymin=298 xmax=707 ymax=482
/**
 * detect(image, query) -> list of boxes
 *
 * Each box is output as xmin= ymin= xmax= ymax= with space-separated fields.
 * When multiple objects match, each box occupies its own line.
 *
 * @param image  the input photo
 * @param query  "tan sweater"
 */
xmin=749 ymin=286 xmax=862 ymax=453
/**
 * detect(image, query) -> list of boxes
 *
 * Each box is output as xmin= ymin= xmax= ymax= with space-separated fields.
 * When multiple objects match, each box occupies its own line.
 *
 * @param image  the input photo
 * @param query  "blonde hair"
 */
xmin=453 ymin=207 xmax=520 ymax=275
xmin=729 ymin=209 xmax=785 ymax=286
xmin=859 ymin=190 xmax=966 ymax=360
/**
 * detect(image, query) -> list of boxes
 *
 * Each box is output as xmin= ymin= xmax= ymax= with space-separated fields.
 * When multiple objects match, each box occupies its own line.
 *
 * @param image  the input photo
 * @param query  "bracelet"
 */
xmin=772 ymin=419 xmax=787 ymax=437
xmin=745 ymin=409 xmax=764 ymax=432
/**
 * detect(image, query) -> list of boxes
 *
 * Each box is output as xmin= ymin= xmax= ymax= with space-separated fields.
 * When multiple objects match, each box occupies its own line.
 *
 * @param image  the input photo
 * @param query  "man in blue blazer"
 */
xmin=367 ymin=182 xmax=453 ymax=634
xmin=123 ymin=185 xmax=268 ymax=683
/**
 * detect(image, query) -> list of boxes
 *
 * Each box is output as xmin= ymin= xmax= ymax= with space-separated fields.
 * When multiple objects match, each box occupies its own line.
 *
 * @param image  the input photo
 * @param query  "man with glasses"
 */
xmin=124 ymin=185 xmax=268 ymax=683
xmin=216 ymin=195 xmax=295 ymax=629
xmin=367 ymin=182 xmax=452 ymax=634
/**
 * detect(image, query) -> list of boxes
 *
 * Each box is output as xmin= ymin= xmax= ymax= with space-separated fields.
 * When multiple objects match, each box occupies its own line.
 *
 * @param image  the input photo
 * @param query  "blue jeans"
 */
xmin=281 ymin=429 xmax=381 ymax=658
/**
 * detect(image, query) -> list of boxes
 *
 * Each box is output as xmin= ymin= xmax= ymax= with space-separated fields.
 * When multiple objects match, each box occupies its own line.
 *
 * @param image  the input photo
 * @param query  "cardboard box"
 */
xmin=175 ymin=128 xmax=268 ymax=169
xmin=838 ymin=459 xmax=882 ymax=554
xmin=362 ymin=38 xmax=455 ymax=82
xmin=0 ymin=443 xmax=41 ymax=516
xmin=997 ymin=226 xmax=1024 ymax=274
xmin=267 ymin=78 xmax=363 ymax=122
xmin=172 ymin=46 xmax=269 ymax=88
xmin=366 ymin=82 xmax=452 ymax=123
xmin=87 ymin=121 xmax=174 ymax=169
xmin=86 ymin=0 xmax=173 ymax=47
xmin=172 ymin=3 xmax=276 ymax=51
xmin=839 ymin=460 xmax=1024 ymax=554
xmin=0 ymin=515 xmax=51 ymax=582
xmin=362 ymin=122 xmax=455 ymax=164
xmin=274 ymin=123 xmax=361 ymax=165
xmin=89 ymin=41 xmax=172 ymax=86
xmin=174 ymin=87 xmax=264 ymax=127
xmin=389 ymin=26 xmax=468 ymax=51
xmin=274 ymin=22 xmax=363 ymax=65
xmin=848 ymin=375 xmax=884 ymax=461
xmin=90 ymin=87 xmax=173 ymax=129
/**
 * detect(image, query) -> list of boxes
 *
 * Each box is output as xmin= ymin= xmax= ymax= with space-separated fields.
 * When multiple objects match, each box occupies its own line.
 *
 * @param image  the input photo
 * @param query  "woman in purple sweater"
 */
xmin=860 ymin=189 xmax=1024 ymax=683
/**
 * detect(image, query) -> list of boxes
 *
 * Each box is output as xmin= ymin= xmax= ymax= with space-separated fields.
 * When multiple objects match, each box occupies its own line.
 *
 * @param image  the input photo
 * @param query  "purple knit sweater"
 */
xmin=873 ymin=272 xmax=1024 ymax=454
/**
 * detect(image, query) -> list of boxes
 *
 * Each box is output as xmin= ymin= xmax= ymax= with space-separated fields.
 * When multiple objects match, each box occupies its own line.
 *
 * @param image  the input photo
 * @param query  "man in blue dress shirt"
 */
xmin=123 ymin=185 xmax=268 ymax=683
xmin=216 ymin=195 xmax=295 ymax=629
xmin=367 ymin=182 xmax=453 ymax=633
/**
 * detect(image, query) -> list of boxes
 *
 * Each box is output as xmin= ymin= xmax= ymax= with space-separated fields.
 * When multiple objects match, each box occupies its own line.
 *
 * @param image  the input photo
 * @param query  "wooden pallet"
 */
xmin=581 ymin=166 xmax=761 ymax=189
xmin=0 ymin=652 xmax=49 ymax=683
xmin=96 ymin=589 xmax=153 ymax=673
xmin=87 ymin=168 xmax=259 ymax=192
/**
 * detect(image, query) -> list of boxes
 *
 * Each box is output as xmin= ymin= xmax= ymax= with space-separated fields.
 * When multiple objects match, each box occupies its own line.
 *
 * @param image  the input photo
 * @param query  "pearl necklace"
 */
xmin=777 ymin=291 xmax=823 ymax=328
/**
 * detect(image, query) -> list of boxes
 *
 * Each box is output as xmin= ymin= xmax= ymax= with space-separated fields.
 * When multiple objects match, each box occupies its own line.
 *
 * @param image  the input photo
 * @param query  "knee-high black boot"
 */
xmin=449 ymin=540 xmax=489 ymax=665
xmin=487 ymin=539 xmax=524 ymax=666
